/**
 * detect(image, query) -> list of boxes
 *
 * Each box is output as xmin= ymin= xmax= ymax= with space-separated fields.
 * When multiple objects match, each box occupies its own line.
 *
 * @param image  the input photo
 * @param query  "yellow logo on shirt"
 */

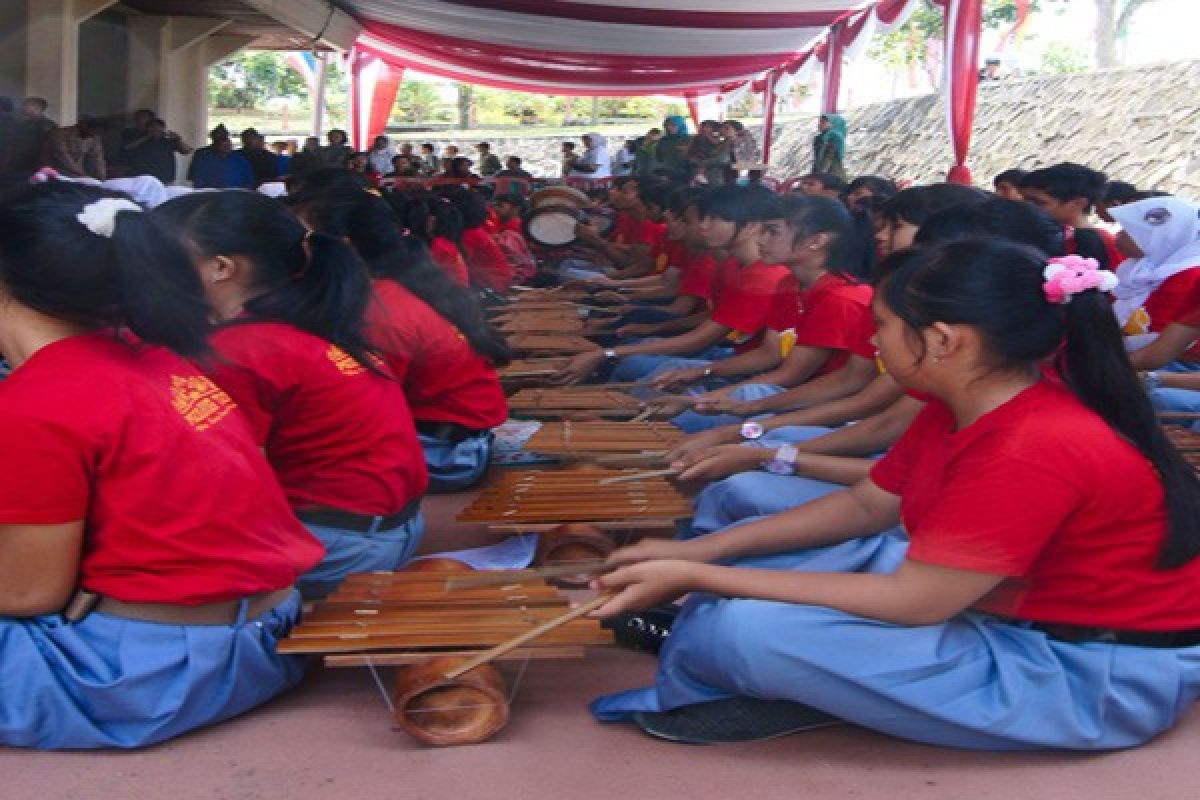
xmin=327 ymin=344 xmax=366 ymax=376
xmin=1123 ymin=307 xmax=1151 ymax=337
xmin=171 ymin=375 xmax=235 ymax=431
xmin=779 ymin=329 xmax=797 ymax=358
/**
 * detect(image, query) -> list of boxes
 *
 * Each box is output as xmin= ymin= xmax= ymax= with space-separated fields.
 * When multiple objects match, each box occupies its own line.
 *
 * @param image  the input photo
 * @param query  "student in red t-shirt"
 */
xmin=155 ymin=191 xmax=428 ymax=599
xmin=656 ymin=195 xmax=877 ymax=433
xmin=1019 ymin=162 xmax=1124 ymax=269
xmin=566 ymin=176 xmax=658 ymax=279
xmin=442 ymin=187 xmax=515 ymax=292
xmin=392 ymin=190 xmax=470 ymax=284
xmin=560 ymin=186 xmax=789 ymax=384
xmin=590 ymin=237 xmax=1200 ymax=750
xmin=297 ymin=188 xmax=512 ymax=492
xmin=0 ymin=182 xmax=323 ymax=749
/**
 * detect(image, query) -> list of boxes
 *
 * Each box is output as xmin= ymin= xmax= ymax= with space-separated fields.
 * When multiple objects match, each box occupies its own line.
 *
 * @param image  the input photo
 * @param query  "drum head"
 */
xmin=530 ymin=186 xmax=590 ymax=210
xmin=525 ymin=205 xmax=581 ymax=247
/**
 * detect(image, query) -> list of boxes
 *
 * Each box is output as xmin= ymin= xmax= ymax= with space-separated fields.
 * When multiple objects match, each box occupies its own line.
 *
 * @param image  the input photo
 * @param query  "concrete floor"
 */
xmin=5 ymin=491 xmax=1200 ymax=800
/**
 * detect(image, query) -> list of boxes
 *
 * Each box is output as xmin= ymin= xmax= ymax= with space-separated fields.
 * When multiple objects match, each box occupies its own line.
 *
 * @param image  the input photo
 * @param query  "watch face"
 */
xmin=764 ymin=460 xmax=792 ymax=475
xmin=741 ymin=421 xmax=764 ymax=439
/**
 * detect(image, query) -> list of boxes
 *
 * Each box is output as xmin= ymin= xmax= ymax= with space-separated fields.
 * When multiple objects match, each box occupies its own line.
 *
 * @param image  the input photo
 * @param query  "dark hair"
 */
xmin=882 ymin=238 xmax=1200 ymax=569
xmin=666 ymin=186 xmax=708 ymax=216
xmin=23 ymin=96 xmax=48 ymax=110
xmin=640 ymin=183 xmax=675 ymax=214
xmin=0 ymin=182 xmax=211 ymax=356
xmin=1018 ymin=162 xmax=1107 ymax=211
xmin=698 ymin=185 xmax=780 ymax=234
xmin=389 ymin=190 xmax=465 ymax=249
xmin=438 ymin=186 xmax=489 ymax=229
xmin=915 ymin=196 xmax=1065 ymax=257
xmin=878 ymin=184 xmax=987 ymax=228
xmin=300 ymin=188 xmax=511 ymax=366
xmin=507 ymin=156 xmax=523 ymax=166
xmin=724 ymin=120 xmax=745 ymax=132
xmin=802 ymin=172 xmax=847 ymax=192
xmin=993 ymin=168 xmax=1028 ymax=187
xmin=154 ymin=190 xmax=379 ymax=371
xmin=421 ymin=142 xmax=434 ymax=151
xmin=0 ymin=97 xmax=13 ymax=114
xmin=773 ymin=194 xmax=856 ymax=280
xmin=327 ymin=128 xmax=348 ymax=144
xmin=1130 ymin=189 xmax=1171 ymax=202
xmin=845 ymin=175 xmax=897 ymax=200
xmin=288 ymin=166 xmax=369 ymax=197
xmin=493 ymin=193 xmax=527 ymax=211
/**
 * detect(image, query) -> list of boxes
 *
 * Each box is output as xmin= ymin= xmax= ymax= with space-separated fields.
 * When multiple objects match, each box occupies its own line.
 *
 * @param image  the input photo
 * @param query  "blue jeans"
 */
xmin=419 ymin=431 xmax=494 ymax=492
xmin=301 ymin=512 xmax=426 ymax=599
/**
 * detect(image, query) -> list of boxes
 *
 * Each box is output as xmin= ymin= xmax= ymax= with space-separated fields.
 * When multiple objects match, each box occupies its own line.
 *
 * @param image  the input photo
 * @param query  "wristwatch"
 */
xmin=603 ymin=348 xmax=618 ymax=361
xmin=764 ymin=444 xmax=799 ymax=476
xmin=740 ymin=421 xmax=764 ymax=441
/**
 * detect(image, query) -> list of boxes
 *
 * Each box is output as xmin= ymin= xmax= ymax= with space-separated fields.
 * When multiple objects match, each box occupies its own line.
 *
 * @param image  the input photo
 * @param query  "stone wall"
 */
xmin=769 ymin=59 xmax=1200 ymax=195
xmin=406 ymin=60 xmax=1200 ymax=195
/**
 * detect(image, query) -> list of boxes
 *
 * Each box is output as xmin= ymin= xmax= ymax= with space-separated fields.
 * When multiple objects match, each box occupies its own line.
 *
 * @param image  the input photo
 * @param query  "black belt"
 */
xmin=415 ymin=419 xmax=487 ymax=444
xmin=296 ymin=499 xmax=421 ymax=534
xmin=1030 ymin=621 xmax=1200 ymax=649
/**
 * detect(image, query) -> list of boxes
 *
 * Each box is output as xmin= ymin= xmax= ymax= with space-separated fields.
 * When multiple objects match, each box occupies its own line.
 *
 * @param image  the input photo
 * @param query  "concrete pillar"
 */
xmin=25 ymin=0 xmax=117 ymax=123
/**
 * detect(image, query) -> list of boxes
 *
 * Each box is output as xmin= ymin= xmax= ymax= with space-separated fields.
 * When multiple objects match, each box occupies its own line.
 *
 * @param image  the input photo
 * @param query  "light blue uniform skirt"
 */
xmin=670 ymin=383 xmax=786 ymax=432
xmin=610 ymin=346 xmax=734 ymax=384
xmin=419 ymin=430 xmax=494 ymax=493
xmin=0 ymin=591 xmax=305 ymax=750
xmin=687 ymin=425 xmax=841 ymax=536
xmin=301 ymin=512 xmax=425 ymax=599
xmin=592 ymin=533 xmax=1200 ymax=750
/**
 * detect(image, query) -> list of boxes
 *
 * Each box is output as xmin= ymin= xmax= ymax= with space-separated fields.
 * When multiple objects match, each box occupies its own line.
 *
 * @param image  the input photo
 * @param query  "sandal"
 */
xmin=632 ymin=696 xmax=841 ymax=745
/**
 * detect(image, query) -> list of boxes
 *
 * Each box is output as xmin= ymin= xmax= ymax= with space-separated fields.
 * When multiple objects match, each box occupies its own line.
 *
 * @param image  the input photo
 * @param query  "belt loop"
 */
xmin=368 ymin=515 xmax=383 ymax=535
xmin=233 ymin=597 xmax=249 ymax=627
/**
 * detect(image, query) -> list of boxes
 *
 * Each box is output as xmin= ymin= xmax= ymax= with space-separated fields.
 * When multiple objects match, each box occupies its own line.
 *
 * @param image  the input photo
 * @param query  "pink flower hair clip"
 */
xmin=1042 ymin=255 xmax=1118 ymax=305
xmin=29 ymin=167 xmax=62 ymax=184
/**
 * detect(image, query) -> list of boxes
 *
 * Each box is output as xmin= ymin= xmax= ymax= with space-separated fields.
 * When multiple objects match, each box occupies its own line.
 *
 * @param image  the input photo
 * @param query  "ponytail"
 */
xmin=0 ymin=181 xmax=212 ymax=357
xmin=1058 ymin=292 xmax=1200 ymax=568
xmin=154 ymin=190 xmax=380 ymax=372
xmin=295 ymin=187 xmax=512 ymax=365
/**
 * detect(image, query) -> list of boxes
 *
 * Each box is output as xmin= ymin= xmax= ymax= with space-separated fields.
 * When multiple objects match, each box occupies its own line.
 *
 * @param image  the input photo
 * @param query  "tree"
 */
xmin=1093 ymin=0 xmax=1159 ymax=68
xmin=396 ymin=80 xmax=441 ymax=123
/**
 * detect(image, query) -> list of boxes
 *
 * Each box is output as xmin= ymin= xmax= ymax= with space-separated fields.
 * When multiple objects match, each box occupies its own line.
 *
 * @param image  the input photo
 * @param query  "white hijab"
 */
xmin=1111 ymin=197 xmax=1200 ymax=338
xmin=571 ymin=132 xmax=611 ymax=179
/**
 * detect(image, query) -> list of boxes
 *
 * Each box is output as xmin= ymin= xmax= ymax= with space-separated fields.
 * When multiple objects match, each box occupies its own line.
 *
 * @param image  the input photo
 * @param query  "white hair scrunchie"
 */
xmin=76 ymin=197 xmax=142 ymax=238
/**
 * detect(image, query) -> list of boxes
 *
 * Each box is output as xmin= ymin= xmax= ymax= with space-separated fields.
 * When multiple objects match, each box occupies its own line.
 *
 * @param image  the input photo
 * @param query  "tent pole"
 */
xmin=761 ymin=70 xmax=777 ymax=168
xmin=943 ymin=0 xmax=983 ymax=184
xmin=311 ymin=52 xmax=327 ymax=138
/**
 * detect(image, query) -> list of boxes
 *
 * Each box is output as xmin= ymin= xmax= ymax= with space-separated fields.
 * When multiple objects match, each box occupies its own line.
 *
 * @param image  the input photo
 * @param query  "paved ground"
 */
xmin=6 ymin=492 xmax=1199 ymax=799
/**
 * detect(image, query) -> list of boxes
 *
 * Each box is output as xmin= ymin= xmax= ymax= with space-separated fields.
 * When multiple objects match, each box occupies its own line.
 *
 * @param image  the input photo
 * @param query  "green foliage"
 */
xmin=1039 ymin=41 xmax=1090 ymax=73
xmin=869 ymin=0 xmax=1041 ymax=69
xmin=208 ymin=51 xmax=307 ymax=109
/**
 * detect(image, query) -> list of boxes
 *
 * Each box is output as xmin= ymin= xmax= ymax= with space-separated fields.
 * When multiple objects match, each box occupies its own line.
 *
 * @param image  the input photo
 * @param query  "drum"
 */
xmin=525 ymin=204 xmax=582 ymax=247
xmin=530 ymin=185 xmax=590 ymax=210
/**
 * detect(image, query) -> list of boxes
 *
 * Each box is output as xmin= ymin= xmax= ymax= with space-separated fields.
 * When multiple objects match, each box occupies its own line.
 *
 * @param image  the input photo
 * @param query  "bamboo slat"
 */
xmin=523 ymin=420 xmax=682 ymax=454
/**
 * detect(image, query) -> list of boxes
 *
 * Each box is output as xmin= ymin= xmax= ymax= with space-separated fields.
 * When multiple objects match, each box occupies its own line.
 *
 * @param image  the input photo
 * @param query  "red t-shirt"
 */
xmin=366 ymin=280 xmax=509 ymax=430
xmin=498 ymin=216 xmax=523 ymax=234
xmin=461 ymin=226 xmax=514 ymax=291
xmin=710 ymin=257 xmax=792 ymax=353
xmin=870 ymin=381 xmax=1200 ymax=630
xmin=677 ymin=250 xmax=720 ymax=302
xmin=205 ymin=322 xmax=427 ymax=515
xmin=611 ymin=212 xmax=659 ymax=247
xmin=1143 ymin=267 xmax=1200 ymax=360
xmin=0 ymin=333 xmax=323 ymax=605
xmin=766 ymin=272 xmax=875 ymax=376
xmin=431 ymin=237 xmax=469 ymax=285
xmin=649 ymin=226 xmax=678 ymax=274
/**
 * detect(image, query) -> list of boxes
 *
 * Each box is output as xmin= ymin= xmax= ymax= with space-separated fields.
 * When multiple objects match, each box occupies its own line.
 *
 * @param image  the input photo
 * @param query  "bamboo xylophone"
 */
xmin=498 ymin=357 xmax=570 ymax=382
xmin=277 ymin=568 xmax=613 ymax=746
xmin=1164 ymin=425 xmax=1200 ymax=452
xmin=507 ymin=333 xmax=599 ymax=355
xmin=507 ymin=387 xmax=645 ymax=417
xmin=523 ymin=420 xmax=683 ymax=454
xmin=496 ymin=315 xmax=587 ymax=334
xmin=457 ymin=467 xmax=691 ymax=525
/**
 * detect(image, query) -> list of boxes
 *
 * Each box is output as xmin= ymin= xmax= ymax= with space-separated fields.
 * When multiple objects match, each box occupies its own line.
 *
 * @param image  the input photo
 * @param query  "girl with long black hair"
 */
xmin=296 ymin=187 xmax=510 ymax=491
xmin=154 ymin=191 xmax=427 ymax=598
xmin=0 ymin=181 xmax=323 ymax=749
xmin=590 ymin=237 xmax=1200 ymax=750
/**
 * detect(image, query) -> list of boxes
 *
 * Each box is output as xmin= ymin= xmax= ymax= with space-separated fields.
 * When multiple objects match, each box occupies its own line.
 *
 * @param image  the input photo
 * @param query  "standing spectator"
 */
xmin=813 ymin=113 xmax=847 ymax=180
xmin=418 ymin=142 xmax=439 ymax=175
xmin=271 ymin=140 xmax=294 ymax=175
xmin=687 ymin=120 xmax=730 ymax=186
xmin=45 ymin=117 xmax=106 ymax=180
xmin=655 ymin=116 xmax=691 ymax=181
xmin=117 ymin=109 xmax=155 ymax=166
xmin=560 ymin=141 xmax=578 ymax=177
xmin=634 ymin=128 xmax=662 ymax=177
xmin=496 ymin=156 xmax=533 ymax=180
xmin=367 ymin=135 xmax=394 ymax=175
xmin=444 ymin=144 xmax=460 ymax=160
xmin=475 ymin=142 xmax=502 ymax=177
xmin=398 ymin=142 xmax=414 ymax=159
xmin=187 ymin=130 xmax=253 ymax=189
xmin=236 ymin=128 xmax=278 ymax=187
xmin=721 ymin=120 xmax=760 ymax=183
xmin=122 ymin=117 xmax=192 ymax=184
xmin=387 ymin=154 xmax=420 ymax=178
xmin=290 ymin=136 xmax=322 ymax=177
xmin=320 ymin=129 xmax=353 ymax=167
xmin=613 ymin=140 xmax=637 ymax=177
xmin=9 ymin=97 xmax=56 ymax=172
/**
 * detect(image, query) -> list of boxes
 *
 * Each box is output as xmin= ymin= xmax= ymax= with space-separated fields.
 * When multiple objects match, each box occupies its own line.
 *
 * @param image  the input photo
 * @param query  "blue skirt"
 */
xmin=592 ymin=534 xmax=1200 ymax=750
xmin=0 ymin=591 xmax=305 ymax=749
xmin=419 ymin=430 xmax=494 ymax=492
xmin=301 ymin=512 xmax=426 ymax=599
